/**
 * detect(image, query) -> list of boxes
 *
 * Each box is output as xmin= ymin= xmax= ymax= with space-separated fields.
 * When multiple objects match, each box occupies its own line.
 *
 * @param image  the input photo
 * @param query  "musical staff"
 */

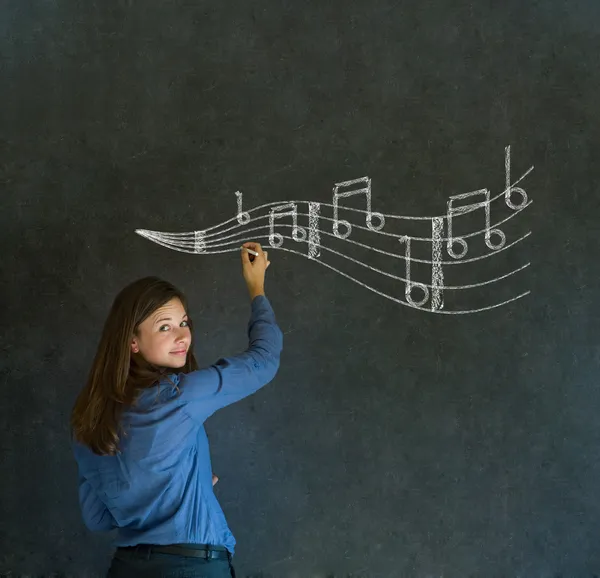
xmin=135 ymin=145 xmax=534 ymax=315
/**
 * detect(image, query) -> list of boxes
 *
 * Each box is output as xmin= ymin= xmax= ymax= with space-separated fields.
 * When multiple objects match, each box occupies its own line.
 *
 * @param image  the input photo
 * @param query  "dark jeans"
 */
xmin=106 ymin=545 xmax=237 ymax=578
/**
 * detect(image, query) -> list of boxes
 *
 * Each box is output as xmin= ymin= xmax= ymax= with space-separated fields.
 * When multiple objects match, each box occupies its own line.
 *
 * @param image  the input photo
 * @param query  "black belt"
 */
xmin=118 ymin=543 xmax=230 ymax=560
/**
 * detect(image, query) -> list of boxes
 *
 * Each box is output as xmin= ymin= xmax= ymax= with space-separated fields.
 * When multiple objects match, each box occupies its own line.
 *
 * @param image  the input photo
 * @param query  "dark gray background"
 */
xmin=1 ymin=1 xmax=599 ymax=576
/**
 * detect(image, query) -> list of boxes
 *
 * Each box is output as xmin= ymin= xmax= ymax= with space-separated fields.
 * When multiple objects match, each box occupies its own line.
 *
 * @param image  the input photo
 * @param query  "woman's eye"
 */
xmin=181 ymin=320 xmax=189 ymax=327
xmin=159 ymin=325 xmax=170 ymax=332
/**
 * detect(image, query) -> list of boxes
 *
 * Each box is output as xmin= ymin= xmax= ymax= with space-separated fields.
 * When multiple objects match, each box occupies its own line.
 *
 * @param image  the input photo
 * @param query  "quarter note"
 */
xmin=399 ymin=217 xmax=444 ymax=311
xmin=504 ymin=145 xmax=528 ymax=210
xmin=235 ymin=191 xmax=250 ymax=225
xmin=399 ymin=235 xmax=429 ymax=308
xmin=332 ymin=176 xmax=385 ymax=239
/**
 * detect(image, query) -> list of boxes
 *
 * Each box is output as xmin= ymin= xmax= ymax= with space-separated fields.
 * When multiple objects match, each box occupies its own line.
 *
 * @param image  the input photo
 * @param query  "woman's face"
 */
xmin=131 ymin=297 xmax=192 ymax=369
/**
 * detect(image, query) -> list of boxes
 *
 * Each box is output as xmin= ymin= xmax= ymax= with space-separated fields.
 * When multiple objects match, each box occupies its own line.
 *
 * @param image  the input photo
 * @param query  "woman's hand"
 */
xmin=241 ymin=242 xmax=270 ymax=299
xmin=212 ymin=474 xmax=218 ymax=486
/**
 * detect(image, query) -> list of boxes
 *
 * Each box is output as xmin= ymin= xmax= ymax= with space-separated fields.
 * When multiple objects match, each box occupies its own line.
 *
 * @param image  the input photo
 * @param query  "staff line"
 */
xmin=205 ymin=234 xmax=530 ymax=290
xmin=139 ymin=229 xmax=530 ymax=290
xmin=145 ymin=221 xmax=532 ymax=267
xmin=138 ymin=234 xmax=530 ymax=314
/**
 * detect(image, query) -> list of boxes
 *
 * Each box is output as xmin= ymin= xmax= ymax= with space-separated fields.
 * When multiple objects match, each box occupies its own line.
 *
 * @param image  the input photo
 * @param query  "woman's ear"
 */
xmin=131 ymin=338 xmax=140 ymax=354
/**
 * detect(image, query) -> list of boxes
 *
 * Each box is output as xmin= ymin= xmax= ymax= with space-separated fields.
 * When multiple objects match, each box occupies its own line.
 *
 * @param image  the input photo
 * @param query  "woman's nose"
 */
xmin=175 ymin=327 xmax=189 ymax=342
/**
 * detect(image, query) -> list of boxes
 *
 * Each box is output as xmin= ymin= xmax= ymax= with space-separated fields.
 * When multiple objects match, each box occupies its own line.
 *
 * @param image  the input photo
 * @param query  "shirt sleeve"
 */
xmin=78 ymin=473 xmax=117 ymax=532
xmin=176 ymin=295 xmax=284 ymax=423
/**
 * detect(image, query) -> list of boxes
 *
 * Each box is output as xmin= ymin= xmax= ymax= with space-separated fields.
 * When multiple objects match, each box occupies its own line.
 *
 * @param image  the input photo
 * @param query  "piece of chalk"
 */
xmin=241 ymin=246 xmax=259 ymax=256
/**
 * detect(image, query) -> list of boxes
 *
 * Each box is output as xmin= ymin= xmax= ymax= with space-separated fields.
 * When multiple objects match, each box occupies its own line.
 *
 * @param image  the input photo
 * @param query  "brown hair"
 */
xmin=70 ymin=277 xmax=199 ymax=456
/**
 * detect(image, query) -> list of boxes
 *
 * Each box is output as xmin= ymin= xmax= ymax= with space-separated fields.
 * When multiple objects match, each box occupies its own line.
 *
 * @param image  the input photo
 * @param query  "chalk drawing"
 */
xmin=446 ymin=188 xmax=506 ymax=259
xmin=332 ymin=176 xmax=385 ymax=239
xmin=399 ymin=216 xmax=445 ymax=311
xmin=136 ymin=146 xmax=533 ymax=314
xmin=235 ymin=190 xmax=250 ymax=225
xmin=268 ymin=203 xmax=307 ymax=248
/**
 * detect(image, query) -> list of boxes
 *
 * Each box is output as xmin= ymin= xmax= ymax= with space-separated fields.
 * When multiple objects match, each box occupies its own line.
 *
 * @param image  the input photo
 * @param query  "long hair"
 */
xmin=70 ymin=277 xmax=199 ymax=456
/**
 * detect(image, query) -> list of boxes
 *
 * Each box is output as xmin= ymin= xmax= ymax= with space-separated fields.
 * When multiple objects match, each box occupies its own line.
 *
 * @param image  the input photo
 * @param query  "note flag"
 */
xmin=332 ymin=177 xmax=385 ymax=239
xmin=446 ymin=188 xmax=506 ymax=259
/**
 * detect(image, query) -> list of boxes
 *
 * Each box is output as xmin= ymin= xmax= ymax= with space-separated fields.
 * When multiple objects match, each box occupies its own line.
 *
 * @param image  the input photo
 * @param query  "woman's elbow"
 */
xmin=259 ymin=352 xmax=281 ymax=386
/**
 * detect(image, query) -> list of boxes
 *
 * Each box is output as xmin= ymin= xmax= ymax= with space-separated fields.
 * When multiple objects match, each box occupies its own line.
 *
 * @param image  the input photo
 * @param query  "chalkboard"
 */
xmin=2 ymin=1 xmax=599 ymax=576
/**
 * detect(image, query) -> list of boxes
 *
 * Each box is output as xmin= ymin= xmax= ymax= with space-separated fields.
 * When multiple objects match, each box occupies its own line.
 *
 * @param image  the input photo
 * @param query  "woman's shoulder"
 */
xmin=137 ymin=372 xmax=189 ymax=405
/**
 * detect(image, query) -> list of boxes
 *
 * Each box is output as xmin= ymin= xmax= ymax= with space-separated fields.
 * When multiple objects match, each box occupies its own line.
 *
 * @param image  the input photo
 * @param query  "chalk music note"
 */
xmin=332 ymin=177 xmax=385 ymax=239
xmin=268 ymin=203 xmax=307 ymax=248
xmin=136 ymin=143 xmax=533 ymax=314
xmin=235 ymin=191 xmax=250 ymax=225
xmin=505 ymin=145 xmax=528 ymax=210
xmin=446 ymin=188 xmax=506 ymax=259
xmin=399 ymin=217 xmax=444 ymax=311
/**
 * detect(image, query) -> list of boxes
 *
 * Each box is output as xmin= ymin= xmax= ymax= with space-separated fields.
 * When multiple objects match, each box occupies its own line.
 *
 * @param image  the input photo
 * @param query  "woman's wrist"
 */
xmin=248 ymin=287 xmax=265 ymax=300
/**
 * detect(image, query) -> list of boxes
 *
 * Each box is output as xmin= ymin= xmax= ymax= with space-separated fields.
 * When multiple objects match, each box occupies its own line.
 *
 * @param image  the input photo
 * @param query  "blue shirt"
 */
xmin=72 ymin=295 xmax=283 ymax=555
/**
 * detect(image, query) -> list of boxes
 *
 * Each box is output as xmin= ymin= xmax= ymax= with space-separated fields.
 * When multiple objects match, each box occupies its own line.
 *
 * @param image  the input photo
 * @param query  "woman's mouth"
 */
xmin=170 ymin=350 xmax=187 ymax=356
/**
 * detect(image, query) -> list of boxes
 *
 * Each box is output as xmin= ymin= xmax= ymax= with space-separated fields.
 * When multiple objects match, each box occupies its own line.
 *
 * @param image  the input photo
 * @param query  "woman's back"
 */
xmin=73 ymin=291 xmax=282 ymax=555
xmin=71 ymin=243 xmax=279 ymax=577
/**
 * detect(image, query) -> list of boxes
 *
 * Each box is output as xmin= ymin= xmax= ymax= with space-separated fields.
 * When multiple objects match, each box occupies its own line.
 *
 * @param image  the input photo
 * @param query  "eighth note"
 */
xmin=332 ymin=176 xmax=385 ymax=239
xmin=268 ymin=203 xmax=307 ymax=248
xmin=446 ymin=188 xmax=506 ymax=259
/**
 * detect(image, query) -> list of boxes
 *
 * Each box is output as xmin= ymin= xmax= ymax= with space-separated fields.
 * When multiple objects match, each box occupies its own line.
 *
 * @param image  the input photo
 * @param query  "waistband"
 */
xmin=117 ymin=543 xmax=230 ymax=560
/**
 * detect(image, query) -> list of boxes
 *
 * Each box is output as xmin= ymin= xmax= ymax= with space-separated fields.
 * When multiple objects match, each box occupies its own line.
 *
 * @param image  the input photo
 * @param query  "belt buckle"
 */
xmin=185 ymin=544 xmax=211 ymax=560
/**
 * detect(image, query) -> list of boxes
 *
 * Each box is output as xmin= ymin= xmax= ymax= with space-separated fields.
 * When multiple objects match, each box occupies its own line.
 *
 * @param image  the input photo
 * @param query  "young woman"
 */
xmin=70 ymin=242 xmax=283 ymax=578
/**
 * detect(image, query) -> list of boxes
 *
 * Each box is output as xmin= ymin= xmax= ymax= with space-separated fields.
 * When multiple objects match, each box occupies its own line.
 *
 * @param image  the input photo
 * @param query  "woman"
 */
xmin=70 ymin=242 xmax=283 ymax=578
